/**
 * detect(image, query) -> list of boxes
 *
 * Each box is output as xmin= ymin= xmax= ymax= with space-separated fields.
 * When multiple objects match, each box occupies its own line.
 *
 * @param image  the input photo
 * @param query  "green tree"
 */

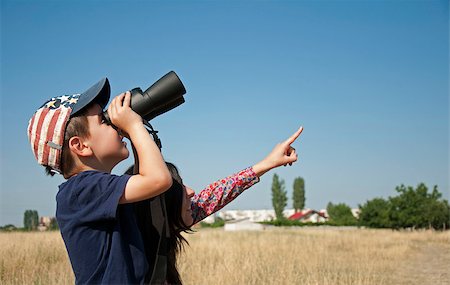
xmin=292 ymin=177 xmax=305 ymax=213
xmin=23 ymin=210 xmax=39 ymax=231
xmin=0 ymin=224 xmax=17 ymax=231
xmin=271 ymin=174 xmax=287 ymax=220
xmin=389 ymin=183 xmax=450 ymax=230
xmin=424 ymin=198 xmax=450 ymax=230
xmin=358 ymin=198 xmax=391 ymax=228
xmin=326 ymin=202 xmax=357 ymax=226
xmin=49 ymin=217 xmax=59 ymax=230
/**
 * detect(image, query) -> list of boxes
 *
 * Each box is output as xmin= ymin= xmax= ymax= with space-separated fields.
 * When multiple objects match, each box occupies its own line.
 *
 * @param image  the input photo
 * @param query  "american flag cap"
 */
xmin=27 ymin=78 xmax=110 ymax=173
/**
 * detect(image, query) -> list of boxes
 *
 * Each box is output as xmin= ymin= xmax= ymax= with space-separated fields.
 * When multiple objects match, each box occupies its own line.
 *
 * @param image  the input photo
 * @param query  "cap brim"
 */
xmin=71 ymin=77 xmax=110 ymax=116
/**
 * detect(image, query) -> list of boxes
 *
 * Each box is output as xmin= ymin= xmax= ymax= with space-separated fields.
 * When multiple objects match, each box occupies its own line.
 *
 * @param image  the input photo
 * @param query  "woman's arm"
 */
xmin=190 ymin=167 xmax=259 ymax=224
xmin=190 ymin=126 xmax=303 ymax=224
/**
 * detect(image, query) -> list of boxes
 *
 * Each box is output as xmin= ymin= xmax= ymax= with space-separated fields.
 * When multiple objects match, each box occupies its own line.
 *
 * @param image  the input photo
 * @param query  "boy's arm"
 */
xmin=108 ymin=92 xmax=172 ymax=204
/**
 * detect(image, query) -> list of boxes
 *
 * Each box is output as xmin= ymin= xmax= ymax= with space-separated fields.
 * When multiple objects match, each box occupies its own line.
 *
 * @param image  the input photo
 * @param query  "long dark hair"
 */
xmin=127 ymin=162 xmax=192 ymax=284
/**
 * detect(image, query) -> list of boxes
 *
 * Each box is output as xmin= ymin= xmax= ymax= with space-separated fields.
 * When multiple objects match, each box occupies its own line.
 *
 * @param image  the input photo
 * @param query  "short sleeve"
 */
xmin=57 ymin=171 xmax=131 ymax=225
xmin=56 ymin=171 xmax=147 ymax=284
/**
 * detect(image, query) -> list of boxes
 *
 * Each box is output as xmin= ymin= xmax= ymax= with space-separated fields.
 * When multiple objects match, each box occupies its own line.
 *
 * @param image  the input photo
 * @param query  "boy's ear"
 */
xmin=68 ymin=136 xmax=93 ymax=157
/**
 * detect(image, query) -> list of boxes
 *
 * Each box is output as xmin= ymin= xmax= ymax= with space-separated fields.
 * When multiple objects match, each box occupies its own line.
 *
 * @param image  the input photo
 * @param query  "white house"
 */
xmin=203 ymin=208 xmax=359 ymax=224
xmin=224 ymin=218 xmax=266 ymax=231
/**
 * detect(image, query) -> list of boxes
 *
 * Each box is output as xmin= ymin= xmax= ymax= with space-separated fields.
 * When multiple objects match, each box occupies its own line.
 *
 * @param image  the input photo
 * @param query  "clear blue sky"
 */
xmin=1 ymin=0 xmax=448 ymax=227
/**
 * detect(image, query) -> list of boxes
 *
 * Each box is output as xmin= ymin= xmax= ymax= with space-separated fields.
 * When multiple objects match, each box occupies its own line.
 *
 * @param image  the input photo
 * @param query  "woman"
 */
xmin=132 ymin=126 xmax=303 ymax=284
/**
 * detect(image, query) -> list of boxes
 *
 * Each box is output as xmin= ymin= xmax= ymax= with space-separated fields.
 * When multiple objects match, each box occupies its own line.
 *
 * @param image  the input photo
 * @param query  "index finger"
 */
xmin=123 ymin=91 xmax=131 ymax=107
xmin=285 ymin=126 xmax=303 ymax=145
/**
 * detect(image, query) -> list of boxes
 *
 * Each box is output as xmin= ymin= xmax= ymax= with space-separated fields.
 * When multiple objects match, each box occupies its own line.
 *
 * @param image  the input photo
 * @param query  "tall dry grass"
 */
xmin=178 ymin=227 xmax=449 ymax=285
xmin=0 ymin=231 xmax=73 ymax=284
xmin=1 ymin=227 xmax=449 ymax=284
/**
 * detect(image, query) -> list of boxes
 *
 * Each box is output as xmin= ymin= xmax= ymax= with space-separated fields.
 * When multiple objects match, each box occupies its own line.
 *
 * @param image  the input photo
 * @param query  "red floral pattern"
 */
xmin=191 ymin=167 xmax=259 ymax=224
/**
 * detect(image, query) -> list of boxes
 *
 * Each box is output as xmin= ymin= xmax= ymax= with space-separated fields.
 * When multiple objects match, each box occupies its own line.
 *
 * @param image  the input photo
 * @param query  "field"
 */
xmin=1 ymin=227 xmax=449 ymax=285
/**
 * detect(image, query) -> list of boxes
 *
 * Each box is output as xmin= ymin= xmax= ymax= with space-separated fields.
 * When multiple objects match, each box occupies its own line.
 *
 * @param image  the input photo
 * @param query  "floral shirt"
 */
xmin=190 ymin=167 xmax=260 ymax=224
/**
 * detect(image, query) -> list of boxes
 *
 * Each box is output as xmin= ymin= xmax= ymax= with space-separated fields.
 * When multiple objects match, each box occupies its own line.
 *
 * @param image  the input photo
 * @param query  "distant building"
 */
xmin=288 ymin=209 xmax=328 ymax=223
xmin=351 ymin=208 xmax=361 ymax=219
xmin=224 ymin=218 xmax=265 ymax=231
xmin=215 ymin=208 xmax=328 ymax=223
xmin=217 ymin=209 xmax=277 ymax=222
xmin=40 ymin=216 xmax=52 ymax=227
xmin=201 ymin=215 xmax=216 ymax=224
xmin=38 ymin=216 xmax=54 ymax=231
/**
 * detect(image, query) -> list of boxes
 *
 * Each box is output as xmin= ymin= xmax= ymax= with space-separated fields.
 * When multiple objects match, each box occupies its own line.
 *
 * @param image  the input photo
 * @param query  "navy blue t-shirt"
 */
xmin=56 ymin=171 xmax=148 ymax=284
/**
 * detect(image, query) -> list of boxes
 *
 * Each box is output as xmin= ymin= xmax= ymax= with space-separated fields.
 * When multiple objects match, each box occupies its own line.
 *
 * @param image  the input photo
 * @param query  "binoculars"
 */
xmin=103 ymin=71 xmax=186 ymax=124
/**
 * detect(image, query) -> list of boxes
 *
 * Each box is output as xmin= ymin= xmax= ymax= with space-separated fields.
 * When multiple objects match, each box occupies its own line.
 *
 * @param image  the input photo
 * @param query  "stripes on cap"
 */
xmin=27 ymin=94 xmax=79 ymax=173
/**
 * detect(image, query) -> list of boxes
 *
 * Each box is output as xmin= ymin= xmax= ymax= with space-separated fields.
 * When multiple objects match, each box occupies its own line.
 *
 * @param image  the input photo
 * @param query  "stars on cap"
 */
xmin=67 ymin=96 xmax=79 ymax=105
xmin=41 ymin=94 xmax=81 ymax=110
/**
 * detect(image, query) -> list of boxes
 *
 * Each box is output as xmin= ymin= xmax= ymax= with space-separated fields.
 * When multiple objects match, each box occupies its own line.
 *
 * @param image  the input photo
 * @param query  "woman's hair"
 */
xmin=163 ymin=162 xmax=193 ymax=284
xmin=128 ymin=162 xmax=192 ymax=284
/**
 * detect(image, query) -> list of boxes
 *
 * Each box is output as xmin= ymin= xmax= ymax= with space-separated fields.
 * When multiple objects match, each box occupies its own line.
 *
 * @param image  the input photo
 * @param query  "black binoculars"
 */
xmin=103 ymin=71 xmax=186 ymax=124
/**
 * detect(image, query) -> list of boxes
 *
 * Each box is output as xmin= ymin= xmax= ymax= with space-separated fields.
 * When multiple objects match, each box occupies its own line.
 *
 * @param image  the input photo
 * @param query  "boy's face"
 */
xmin=84 ymin=104 xmax=129 ymax=170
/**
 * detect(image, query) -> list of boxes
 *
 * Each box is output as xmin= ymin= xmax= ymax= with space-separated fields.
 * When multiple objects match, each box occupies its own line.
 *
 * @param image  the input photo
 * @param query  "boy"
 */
xmin=27 ymin=78 xmax=173 ymax=284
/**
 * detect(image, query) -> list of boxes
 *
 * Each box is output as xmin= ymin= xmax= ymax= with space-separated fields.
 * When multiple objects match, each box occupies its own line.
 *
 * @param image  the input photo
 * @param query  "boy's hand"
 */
xmin=253 ymin=126 xmax=303 ymax=177
xmin=115 ymin=91 xmax=173 ymax=204
xmin=107 ymin=91 xmax=143 ymax=137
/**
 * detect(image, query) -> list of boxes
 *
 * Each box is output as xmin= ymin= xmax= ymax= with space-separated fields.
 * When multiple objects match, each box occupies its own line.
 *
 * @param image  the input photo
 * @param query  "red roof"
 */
xmin=289 ymin=211 xmax=306 ymax=220
xmin=288 ymin=210 xmax=326 ymax=220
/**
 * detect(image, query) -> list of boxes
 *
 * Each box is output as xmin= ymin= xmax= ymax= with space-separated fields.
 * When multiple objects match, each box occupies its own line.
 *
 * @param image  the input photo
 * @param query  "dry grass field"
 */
xmin=1 ymin=227 xmax=449 ymax=285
